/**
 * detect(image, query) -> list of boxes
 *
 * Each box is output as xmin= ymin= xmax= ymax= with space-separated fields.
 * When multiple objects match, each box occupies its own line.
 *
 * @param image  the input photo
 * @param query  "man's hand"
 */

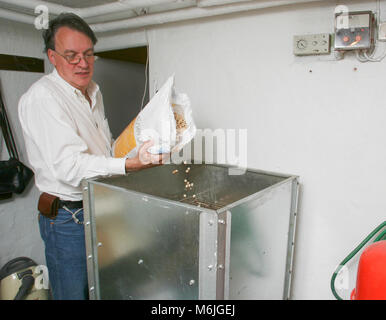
xmin=124 ymin=140 xmax=170 ymax=172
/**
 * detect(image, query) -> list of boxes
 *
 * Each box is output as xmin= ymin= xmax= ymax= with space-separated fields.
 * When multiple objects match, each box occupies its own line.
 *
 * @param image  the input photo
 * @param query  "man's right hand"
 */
xmin=124 ymin=140 xmax=170 ymax=172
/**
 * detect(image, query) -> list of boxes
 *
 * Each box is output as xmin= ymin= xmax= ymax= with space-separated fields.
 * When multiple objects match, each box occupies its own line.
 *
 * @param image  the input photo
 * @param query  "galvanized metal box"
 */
xmin=82 ymin=164 xmax=299 ymax=300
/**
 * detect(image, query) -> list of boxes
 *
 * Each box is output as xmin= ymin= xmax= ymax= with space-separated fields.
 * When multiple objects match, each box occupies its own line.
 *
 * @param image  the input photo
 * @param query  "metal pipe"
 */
xmin=0 ymin=0 xmax=181 ymax=18
xmin=90 ymin=0 xmax=330 ymax=33
xmin=0 ymin=0 xmax=70 ymax=15
xmin=0 ymin=0 xmax=333 ymax=34
xmin=0 ymin=7 xmax=34 ymax=25
xmin=197 ymin=0 xmax=252 ymax=7
xmin=78 ymin=0 xmax=181 ymax=19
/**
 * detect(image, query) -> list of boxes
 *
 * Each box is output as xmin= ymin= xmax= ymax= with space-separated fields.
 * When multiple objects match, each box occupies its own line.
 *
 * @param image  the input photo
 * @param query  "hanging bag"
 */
xmin=0 ymin=86 xmax=34 ymax=200
xmin=113 ymin=75 xmax=196 ymax=158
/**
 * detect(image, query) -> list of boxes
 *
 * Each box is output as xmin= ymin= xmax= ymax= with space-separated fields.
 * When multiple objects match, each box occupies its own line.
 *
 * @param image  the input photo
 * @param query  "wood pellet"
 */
xmin=171 ymin=162 xmax=197 ymax=204
xmin=174 ymin=112 xmax=187 ymax=130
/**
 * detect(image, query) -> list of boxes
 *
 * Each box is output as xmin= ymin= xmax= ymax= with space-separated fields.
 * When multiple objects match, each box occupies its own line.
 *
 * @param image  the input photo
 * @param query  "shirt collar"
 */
xmin=50 ymin=68 xmax=100 ymax=102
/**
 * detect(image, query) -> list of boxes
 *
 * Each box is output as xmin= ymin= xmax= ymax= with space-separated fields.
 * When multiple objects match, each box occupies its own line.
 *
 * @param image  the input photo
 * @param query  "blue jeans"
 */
xmin=38 ymin=208 xmax=88 ymax=300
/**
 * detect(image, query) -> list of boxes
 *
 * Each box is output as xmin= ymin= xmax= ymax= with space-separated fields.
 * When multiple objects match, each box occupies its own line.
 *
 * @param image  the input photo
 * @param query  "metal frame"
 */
xmin=198 ymin=210 xmax=218 ymax=299
xmin=82 ymin=165 xmax=299 ymax=300
xmin=82 ymin=180 xmax=100 ymax=300
xmin=283 ymin=178 xmax=299 ymax=300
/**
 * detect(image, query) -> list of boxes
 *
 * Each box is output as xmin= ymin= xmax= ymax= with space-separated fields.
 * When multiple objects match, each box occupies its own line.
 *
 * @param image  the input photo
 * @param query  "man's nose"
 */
xmin=78 ymin=56 xmax=89 ymax=68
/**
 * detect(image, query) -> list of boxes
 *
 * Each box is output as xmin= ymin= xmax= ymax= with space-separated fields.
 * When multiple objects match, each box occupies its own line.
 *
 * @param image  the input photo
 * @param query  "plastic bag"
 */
xmin=113 ymin=75 xmax=196 ymax=158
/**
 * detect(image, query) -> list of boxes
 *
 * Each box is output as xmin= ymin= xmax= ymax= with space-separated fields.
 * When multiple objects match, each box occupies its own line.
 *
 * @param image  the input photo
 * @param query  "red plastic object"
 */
xmin=351 ymin=240 xmax=386 ymax=300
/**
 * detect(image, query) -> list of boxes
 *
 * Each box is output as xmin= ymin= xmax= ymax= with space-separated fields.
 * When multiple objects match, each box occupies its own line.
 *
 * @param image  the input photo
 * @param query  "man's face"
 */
xmin=48 ymin=27 xmax=94 ymax=94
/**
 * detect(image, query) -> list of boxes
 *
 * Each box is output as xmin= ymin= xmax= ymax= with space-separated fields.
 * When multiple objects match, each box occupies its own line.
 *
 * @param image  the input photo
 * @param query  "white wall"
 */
xmin=0 ymin=19 xmax=47 ymax=268
xmin=147 ymin=0 xmax=386 ymax=299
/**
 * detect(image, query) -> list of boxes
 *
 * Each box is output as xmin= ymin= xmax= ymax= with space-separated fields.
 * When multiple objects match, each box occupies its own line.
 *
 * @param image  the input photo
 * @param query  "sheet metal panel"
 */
xmin=228 ymin=179 xmax=295 ymax=299
xmin=83 ymin=164 xmax=298 ymax=300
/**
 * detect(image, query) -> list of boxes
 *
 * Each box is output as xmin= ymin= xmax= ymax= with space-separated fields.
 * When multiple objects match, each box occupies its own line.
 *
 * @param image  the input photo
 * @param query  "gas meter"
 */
xmin=334 ymin=11 xmax=375 ymax=50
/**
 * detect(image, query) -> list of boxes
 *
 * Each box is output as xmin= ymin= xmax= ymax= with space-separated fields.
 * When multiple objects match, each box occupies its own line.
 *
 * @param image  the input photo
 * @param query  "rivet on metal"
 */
xmin=189 ymin=280 xmax=195 ymax=286
xmin=218 ymin=219 xmax=225 ymax=224
xmin=85 ymin=221 xmax=90 ymax=226
xmin=208 ymin=265 xmax=213 ymax=271
xmin=218 ymin=264 xmax=224 ymax=270
xmin=208 ymin=220 xmax=214 ymax=226
xmin=83 ymin=187 xmax=88 ymax=191
xmin=88 ymin=255 xmax=92 ymax=259
xmin=90 ymin=286 xmax=94 ymax=291
xmin=97 ymin=242 xmax=102 ymax=247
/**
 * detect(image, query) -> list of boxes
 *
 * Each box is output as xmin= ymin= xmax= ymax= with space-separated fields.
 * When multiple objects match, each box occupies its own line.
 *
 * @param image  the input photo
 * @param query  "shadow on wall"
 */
xmin=93 ymin=57 xmax=148 ymax=139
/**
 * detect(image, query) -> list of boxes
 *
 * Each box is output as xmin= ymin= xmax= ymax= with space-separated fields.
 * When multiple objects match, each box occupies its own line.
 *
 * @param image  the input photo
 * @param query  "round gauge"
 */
xmin=297 ymin=39 xmax=308 ymax=49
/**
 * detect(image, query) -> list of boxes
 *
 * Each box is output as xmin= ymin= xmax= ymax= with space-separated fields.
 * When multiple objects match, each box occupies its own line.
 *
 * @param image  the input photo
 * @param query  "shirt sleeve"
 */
xmin=18 ymin=85 xmax=126 ymax=188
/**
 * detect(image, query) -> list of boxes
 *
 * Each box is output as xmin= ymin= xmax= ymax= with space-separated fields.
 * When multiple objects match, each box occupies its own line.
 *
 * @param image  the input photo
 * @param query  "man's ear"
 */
xmin=47 ymin=49 xmax=56 ymax=66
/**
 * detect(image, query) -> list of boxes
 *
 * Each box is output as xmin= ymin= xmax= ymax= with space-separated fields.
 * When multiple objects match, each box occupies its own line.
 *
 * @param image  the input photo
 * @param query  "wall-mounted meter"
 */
xmin=334 ymin=11 xmax=375 ymax=50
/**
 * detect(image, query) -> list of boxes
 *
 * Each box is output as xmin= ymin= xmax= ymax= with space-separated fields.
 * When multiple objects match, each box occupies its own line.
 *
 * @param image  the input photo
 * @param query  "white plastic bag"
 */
xmin=113 ymin=75 xmax=196 ymax=158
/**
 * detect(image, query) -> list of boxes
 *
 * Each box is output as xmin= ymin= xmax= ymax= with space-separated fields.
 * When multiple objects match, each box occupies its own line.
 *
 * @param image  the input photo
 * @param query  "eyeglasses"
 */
xmin=53 ymin=49 xmax=95 ymax=65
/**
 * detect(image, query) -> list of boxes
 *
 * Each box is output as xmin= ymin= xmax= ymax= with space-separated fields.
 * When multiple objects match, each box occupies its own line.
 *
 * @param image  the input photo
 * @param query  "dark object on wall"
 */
xmin=0 ymin=86 xmax=34 ymax=200
xmin=95 ymin=46 xmax=147 ymax=65
xmin=0 ymin=54 xmax=44 ymax=73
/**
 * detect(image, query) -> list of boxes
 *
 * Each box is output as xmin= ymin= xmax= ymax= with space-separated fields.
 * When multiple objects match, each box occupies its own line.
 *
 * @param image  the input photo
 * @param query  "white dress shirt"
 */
xmin=18 ymin=68 xmax=126 ymax=201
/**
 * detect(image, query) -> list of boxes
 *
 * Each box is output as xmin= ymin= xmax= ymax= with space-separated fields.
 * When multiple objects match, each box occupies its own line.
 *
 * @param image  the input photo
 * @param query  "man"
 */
xmin=18 ymin=13 xmax=167 ymax=300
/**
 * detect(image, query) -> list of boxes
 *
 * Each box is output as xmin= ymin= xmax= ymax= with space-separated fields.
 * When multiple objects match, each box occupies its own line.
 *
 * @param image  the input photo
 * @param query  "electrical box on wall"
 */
xmin=334 ymin=11 xmax=375 ymax=50
xmin=293 ymin=33 xmax=330 ymax=56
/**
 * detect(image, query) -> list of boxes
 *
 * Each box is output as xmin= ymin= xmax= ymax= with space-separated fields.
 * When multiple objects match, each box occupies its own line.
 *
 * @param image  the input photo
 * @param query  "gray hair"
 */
xmin=42 ymin=12 xmax=97 ymax=53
